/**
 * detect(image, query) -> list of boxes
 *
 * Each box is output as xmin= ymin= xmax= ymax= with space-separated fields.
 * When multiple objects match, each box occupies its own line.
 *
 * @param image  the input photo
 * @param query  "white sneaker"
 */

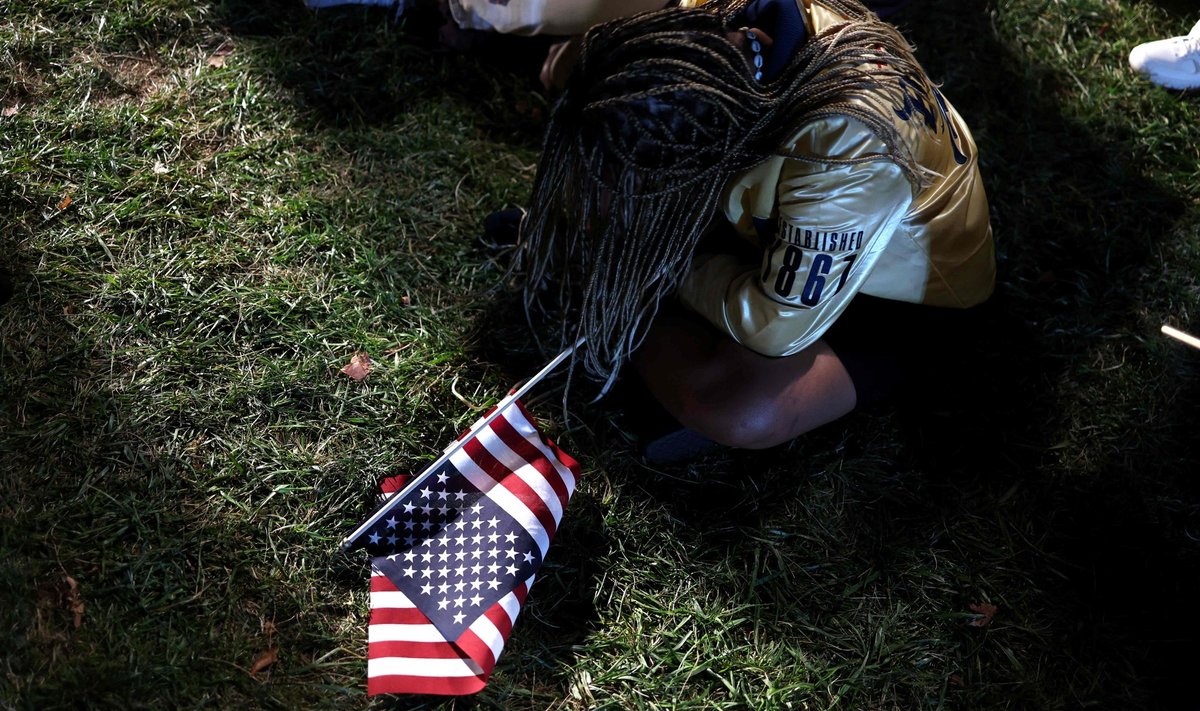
xmin=1128 ymin=19 xmax=1200 ymax=90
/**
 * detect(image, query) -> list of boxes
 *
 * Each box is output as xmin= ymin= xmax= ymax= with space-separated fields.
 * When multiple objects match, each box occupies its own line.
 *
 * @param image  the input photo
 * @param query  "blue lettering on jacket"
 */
xmin=893 ymin=77 xmax=969 ymax=165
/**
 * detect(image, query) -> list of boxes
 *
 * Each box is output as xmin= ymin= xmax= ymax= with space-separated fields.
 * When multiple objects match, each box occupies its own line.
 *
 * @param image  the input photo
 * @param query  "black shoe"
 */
xmin=482 ymin=207 xmax=525 ymax=249
xmin=608 ymin=372 xmax=722 ymax=465
xmin=641 ymin=426 xmax=720 ymax=466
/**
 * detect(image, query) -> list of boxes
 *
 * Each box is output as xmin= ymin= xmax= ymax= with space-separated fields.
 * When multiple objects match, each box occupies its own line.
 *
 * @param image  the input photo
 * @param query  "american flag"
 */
xmin=361 ymin=399 xmax=580 ymax=696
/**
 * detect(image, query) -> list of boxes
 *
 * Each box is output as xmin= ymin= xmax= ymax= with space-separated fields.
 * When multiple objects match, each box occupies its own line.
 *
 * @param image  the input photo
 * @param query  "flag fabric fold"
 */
xmin=363 ymin=399 xmax=580 ymax=696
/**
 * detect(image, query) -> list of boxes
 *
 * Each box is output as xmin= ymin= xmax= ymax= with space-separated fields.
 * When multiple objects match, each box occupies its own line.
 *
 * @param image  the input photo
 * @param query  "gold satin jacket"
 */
xmin=469 ymin=0 xmax=996 ymax=357
xmin=675 ymin=1 xmax=995 ymax=357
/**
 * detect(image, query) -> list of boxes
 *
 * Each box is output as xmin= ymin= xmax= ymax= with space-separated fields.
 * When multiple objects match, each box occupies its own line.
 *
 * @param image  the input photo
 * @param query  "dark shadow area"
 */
xmin=895 ymin=1 xmax=1200 ymax=707
xmin=211 ymin=0 xmax=553 ymax=146
xmin=0 ymin=178 xmax=121 ymax=701
xmin=1146 ymin=0 xmax=1198 ymax=20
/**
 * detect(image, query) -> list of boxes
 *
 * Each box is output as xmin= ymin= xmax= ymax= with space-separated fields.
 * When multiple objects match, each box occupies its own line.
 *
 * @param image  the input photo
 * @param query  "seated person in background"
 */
xmin=448 ymin=0 xmax=912 ymax=89
xmin=513 ymin=0 xmax=994 ymax=461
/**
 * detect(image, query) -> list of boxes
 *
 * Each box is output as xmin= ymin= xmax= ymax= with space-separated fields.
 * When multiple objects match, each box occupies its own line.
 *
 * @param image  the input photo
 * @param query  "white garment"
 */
xmin=446 ymin=0 xmax=670 ymax=35
xmin=1128 ymin=19 xmax=1200 ymax=90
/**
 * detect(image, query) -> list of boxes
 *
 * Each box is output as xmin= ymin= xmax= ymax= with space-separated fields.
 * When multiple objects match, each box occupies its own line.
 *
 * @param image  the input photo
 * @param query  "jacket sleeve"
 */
xmin=675 ymin=115 xmax=914 ymax=357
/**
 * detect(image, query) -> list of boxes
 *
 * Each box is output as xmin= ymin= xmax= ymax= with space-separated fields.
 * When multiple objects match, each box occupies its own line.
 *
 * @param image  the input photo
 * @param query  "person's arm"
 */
xmin=448 ymin=0 xmax=672 ymax=36
xmin=541 ymin=37 xmax=583 ymax=90
xmin=676 ymin=115 xmax=914 ymax=357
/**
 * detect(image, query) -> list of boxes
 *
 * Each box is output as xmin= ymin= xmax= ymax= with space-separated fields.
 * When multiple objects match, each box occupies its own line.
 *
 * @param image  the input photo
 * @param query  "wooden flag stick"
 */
xmin=1162 ymin=325 xmax=1200 ymax=351
xmin=340 ymin=339 xmax=583 ymax=551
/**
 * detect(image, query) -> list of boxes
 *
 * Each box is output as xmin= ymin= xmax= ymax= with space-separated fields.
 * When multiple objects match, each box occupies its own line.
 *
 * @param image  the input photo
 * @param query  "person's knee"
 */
xmin=674 ymin=381 xmax=790 ymax=450
xmin=703 ymin=407 xmax=785 ymax=450
xmin=635 ymin=314 xmax=856 ymax=450
xmin=666 ymin=349 xmax=856 ymax=449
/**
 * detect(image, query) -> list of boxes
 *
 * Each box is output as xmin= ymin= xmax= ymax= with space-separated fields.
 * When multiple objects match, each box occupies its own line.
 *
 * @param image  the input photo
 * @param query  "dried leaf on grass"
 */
xmin=340 ymin=352 xmax=372 ymax=381
xmin=207 ymin=40 xmax=234 ymax=67
xmin=64 ymin=575 xmax=85 ymax=628
xmin=250 ymin=648 xmax=278 ymax=676
xmin=2 ymin=105 xmax=18 ymax=117
xmin=968 ymin=601 xmax=998 ymax=627
xmin=36 ymin=573 xmax=85 ymax=633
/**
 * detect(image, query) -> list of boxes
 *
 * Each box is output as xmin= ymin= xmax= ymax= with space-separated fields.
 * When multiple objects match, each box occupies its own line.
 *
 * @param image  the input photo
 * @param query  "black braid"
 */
xmin=514 ymin=0 xmax=936 ymax=395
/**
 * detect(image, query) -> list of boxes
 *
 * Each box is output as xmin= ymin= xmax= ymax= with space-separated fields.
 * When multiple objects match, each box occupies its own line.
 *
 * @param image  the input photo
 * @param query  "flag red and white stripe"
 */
xmin=366 ymin=400 xmax=580 ymax=696
xmin=367 ymin=569 xmax=532 ymax=695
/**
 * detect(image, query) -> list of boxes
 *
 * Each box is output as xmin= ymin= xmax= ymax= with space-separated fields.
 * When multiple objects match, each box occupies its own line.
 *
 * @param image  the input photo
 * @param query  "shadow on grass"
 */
xmin=209 ymin=0 xmax=553 ymax=145
xmin=1144 ymin=0 xmax=1198 ymax=22
xmin=904 ymin=2 xmax=1200 ymax=706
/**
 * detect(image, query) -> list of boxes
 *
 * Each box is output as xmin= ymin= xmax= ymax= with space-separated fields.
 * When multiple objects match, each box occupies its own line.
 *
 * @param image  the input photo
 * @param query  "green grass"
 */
xmin=3 ymin=0 xmax=1199 ymax=708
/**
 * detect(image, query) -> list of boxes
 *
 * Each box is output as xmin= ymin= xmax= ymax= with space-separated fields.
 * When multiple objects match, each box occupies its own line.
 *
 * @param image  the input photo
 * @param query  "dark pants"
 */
xmin=863 ymin=0 xmax=911 ymax=18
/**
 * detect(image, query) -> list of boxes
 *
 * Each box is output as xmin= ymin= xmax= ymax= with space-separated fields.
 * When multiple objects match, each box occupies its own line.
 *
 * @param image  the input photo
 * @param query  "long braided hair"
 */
xmin=514 ymin=0 xmax=936 ymax=395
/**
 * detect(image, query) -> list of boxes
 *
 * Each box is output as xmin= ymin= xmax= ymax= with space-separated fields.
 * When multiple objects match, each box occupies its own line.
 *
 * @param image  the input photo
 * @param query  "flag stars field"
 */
xmin=359 ymin=402 xmax=579 ymax=694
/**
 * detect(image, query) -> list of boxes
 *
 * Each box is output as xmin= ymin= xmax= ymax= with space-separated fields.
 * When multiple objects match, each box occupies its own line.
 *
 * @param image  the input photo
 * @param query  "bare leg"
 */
xmin=631 ymin=302 xmax=857 ymax=450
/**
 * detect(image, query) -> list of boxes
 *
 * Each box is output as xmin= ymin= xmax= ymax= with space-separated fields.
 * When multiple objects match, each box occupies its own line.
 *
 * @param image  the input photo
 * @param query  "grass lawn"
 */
xmin=3 ymin=0 xmax=1199 ymax=708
